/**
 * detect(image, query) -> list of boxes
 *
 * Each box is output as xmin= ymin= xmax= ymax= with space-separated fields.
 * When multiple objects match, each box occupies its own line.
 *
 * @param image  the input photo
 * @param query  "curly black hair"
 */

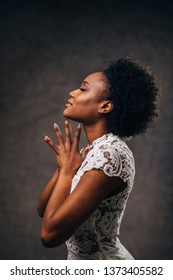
xmin=103 ymin=56 xmax=160 ymax=137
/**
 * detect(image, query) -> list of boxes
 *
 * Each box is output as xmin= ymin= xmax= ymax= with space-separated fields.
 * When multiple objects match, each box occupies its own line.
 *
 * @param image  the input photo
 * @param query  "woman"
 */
xmin=37 ymin=57 xmax=160 ymax=259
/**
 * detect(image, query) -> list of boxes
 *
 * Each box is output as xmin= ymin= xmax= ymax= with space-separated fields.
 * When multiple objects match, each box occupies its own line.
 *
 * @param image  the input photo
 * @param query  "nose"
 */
xmin=69 ymin=89 xmax=77 ymax=98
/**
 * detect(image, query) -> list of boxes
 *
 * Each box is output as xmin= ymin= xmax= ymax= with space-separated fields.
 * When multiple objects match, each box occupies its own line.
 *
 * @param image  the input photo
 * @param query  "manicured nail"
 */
xmin=54 ymin=123 xmax=59 ymax=129
xmin=87 ymin=144 xmax=92 ymax=148
xmin=43 ymin=136 xmax=49 ymax=141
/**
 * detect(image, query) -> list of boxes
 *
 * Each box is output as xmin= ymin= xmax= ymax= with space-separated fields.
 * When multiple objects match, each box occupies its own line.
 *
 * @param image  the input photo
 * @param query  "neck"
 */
xmin=83 ymin=120 xmax=110 ymax=145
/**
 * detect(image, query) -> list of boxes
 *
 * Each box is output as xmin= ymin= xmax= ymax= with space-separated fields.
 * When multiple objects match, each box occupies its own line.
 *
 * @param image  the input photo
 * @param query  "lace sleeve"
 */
xmin=81 ymin=145 xmax=134 ymax=184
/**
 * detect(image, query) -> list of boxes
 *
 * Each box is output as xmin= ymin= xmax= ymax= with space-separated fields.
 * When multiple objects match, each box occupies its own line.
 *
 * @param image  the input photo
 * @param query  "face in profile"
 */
xmin=63 ymin=72 xmax=111 ymax=124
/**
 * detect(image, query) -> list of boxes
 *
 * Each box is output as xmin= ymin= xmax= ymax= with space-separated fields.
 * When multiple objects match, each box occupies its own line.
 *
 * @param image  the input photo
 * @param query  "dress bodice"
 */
xmin=66 ymin=133 xmax=135 ymax=260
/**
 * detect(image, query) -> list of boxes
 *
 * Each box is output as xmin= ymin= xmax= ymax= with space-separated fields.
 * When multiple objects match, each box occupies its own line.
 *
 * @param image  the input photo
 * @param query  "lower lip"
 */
xmin=65 ymin=103 xmax=72 ymax=107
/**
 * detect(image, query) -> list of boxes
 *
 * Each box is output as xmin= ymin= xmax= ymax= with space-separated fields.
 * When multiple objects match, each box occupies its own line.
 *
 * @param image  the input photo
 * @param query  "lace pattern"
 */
xmin=66 ymin=133 xmax=135 ymax=260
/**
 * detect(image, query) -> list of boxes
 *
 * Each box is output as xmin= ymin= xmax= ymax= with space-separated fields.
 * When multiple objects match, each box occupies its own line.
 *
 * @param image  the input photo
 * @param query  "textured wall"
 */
xmin=0 ymin=0 xmax=173 ymax=259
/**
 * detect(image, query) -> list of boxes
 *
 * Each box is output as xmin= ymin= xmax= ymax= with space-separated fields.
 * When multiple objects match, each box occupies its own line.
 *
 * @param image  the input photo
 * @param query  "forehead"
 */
xmin=83 ymin=72 xmax=107 ymax=87
xmin=83 ymin=72 xmax=110 ymax=100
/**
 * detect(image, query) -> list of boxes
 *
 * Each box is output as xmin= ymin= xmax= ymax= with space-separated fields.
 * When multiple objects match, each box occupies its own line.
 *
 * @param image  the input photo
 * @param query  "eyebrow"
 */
xmin=83 ymin=80 xmax=90 ymax=86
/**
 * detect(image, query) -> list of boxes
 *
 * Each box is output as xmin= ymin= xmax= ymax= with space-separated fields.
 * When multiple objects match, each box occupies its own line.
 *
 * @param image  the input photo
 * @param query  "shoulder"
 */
xmin=82 ymin=133 xmax=135 ymax=182
xmin=92 ymin=133 xmax=134 ymax=162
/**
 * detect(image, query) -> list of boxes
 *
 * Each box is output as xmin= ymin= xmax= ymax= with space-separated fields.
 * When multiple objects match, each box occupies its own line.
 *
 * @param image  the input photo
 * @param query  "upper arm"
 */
xmin=41 ymin=168 xmax=126 ymax=247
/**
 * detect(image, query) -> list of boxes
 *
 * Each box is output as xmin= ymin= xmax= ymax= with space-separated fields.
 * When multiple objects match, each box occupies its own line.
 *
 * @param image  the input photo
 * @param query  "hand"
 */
xmin=43 ymin=120 xmax=92 ymax=175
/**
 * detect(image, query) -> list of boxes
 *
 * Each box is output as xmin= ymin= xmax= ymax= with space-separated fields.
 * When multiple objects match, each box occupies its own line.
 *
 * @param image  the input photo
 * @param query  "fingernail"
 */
xmin=65 ymin=119 xmax=68 ymax=125
xmin=54 ymin=123 xmax=59 ymax=129
xmin=87 ymin=144 xmax=92 ymax=147
xmin=78 ymin=123 xmax=81 ymax=128
xmin=43 ymin=136 xmax=49 ymax=141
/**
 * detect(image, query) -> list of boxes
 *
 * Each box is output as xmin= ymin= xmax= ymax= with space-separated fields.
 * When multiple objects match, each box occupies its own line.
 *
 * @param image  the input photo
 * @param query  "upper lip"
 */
xmin=66 ymin=99 xmax=73 ymax=105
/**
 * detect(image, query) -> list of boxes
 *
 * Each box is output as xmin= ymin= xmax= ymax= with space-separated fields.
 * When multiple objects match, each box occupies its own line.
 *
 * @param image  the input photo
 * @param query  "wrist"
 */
xmin=59 ymin=168 xmax=76 ymax=177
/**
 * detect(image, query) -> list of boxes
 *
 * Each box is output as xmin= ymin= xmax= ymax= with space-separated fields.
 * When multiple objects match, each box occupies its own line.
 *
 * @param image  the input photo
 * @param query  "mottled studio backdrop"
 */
xmin=0 ymin=0 xmax=173 ymax=259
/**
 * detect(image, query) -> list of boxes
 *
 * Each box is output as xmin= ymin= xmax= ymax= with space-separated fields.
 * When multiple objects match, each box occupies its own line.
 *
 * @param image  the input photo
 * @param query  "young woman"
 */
xmin=37 ymin=57 xmax=160 ymax=259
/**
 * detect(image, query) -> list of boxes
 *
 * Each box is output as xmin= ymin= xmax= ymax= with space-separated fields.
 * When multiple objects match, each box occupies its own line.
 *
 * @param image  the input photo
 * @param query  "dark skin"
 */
xmin=37 ymin=72 xmax=126 ymax=247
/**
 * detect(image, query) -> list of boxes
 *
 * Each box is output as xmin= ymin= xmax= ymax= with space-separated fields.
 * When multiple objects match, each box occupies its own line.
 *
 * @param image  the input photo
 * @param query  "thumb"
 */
xmin=81 ymin=145 xmax=93 ymax=160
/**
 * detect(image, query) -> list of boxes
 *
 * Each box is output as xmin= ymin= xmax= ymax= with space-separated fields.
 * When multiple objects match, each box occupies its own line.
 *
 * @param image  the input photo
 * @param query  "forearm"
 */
xmin=39 ymin=120 xmax=87 ymax=246
xmin=37 ymin=168 xmax=59 ymax=217
xmin=43 ymin=170 xmax=73 ymax=218
xmin=41 ymin=170 xmax=74 ymax=235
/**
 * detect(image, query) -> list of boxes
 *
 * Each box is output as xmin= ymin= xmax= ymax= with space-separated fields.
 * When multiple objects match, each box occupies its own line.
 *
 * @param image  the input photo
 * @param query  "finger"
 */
xmin=81 ymin=145 xmax=93 ymax=160
xmin=43 ymin=135 xmax=59 ymax=154
xmin=64 ymin=119 xmax=72 ymax=146
xmin=54 ymin=123 xmax=64 ymax=146
xmin=56 ymin=154 xmax=61 ymax=170
xmin=72 ymin=123 xmax=81 ymax=150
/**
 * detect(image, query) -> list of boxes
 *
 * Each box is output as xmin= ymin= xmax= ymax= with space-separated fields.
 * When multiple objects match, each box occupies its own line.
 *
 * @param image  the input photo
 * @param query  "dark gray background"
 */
xmin=0 ymin=0 xmax=173 ymax=260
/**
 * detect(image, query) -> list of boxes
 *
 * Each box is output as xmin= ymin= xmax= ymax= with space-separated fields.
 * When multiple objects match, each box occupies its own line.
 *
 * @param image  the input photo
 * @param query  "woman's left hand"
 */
xmin=43 ymin=120 xmax=91 ymax=175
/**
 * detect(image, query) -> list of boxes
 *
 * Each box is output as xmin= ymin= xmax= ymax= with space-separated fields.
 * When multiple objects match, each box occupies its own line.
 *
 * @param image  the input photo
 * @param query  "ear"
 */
xmin=98 ymin=101 xmax=114 ymax=114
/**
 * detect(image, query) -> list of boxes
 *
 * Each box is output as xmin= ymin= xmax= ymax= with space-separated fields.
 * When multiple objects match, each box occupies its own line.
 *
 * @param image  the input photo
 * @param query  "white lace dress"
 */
xmin=66 ymin=133 xmax=135 ymax=260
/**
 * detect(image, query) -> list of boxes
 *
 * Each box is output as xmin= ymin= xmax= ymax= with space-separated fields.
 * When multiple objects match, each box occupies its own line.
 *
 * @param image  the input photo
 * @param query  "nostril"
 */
xmin=69 ymin=90 xmax=76 ymax=98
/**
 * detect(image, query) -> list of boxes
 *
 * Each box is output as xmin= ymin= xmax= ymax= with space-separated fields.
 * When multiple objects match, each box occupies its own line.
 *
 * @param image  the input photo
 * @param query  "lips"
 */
xmin=65 ymin=100 xmax=73 ymax=107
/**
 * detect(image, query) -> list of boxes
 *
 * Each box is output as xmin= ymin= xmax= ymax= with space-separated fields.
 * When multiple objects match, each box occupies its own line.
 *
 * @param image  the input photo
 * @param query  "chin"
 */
xmin=63 ymin=110 xmax=73 ymax=120
xmin=63 ymin=107 xmax=69 ymax=115
xmin=63 ymin=108 xmax=84 ymax=122
xmin=63 ymin=112 xmax=80 ymax=122
xmin=63 ymin=109 xmax=71 ymax=119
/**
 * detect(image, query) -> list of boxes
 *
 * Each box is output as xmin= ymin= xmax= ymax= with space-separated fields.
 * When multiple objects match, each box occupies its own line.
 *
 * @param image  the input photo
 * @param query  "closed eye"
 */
xmin=79 ymin=87 xmax=87 ymax=92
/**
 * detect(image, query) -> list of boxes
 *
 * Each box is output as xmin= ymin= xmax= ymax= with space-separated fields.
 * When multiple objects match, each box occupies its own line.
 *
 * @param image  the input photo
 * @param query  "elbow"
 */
xmin=40 ymin=228 xmax=67 ymax=248
xmin=40 ymin=235 xmax=63 ymax=248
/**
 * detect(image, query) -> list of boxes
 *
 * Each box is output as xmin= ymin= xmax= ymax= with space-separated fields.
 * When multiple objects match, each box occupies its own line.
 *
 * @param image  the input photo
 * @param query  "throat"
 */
xmin=83 ymin=125 xmax=110 ymax=145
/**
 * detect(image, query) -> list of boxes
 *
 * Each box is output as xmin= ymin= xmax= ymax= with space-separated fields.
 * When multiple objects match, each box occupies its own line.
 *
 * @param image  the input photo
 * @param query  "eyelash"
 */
xmin=79 ymin=87 xmax=87 ymax=92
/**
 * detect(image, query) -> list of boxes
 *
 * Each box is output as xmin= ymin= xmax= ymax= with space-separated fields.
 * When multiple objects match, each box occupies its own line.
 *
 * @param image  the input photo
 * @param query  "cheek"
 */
xmin=76 ymin=99 xmax=99 ymax=116
xmin=76 ymin=95 xmax=98 ymax=107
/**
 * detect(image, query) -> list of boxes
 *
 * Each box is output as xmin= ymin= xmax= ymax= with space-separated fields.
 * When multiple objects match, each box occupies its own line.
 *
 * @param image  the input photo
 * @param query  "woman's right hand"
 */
xmin=43 ymin=120 xmax=92 ymax=175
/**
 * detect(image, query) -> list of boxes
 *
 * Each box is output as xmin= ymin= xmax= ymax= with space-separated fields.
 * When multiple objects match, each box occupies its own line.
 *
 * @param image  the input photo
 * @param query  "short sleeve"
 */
xmin=81 ymin=145 xmax=135 ymax=184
